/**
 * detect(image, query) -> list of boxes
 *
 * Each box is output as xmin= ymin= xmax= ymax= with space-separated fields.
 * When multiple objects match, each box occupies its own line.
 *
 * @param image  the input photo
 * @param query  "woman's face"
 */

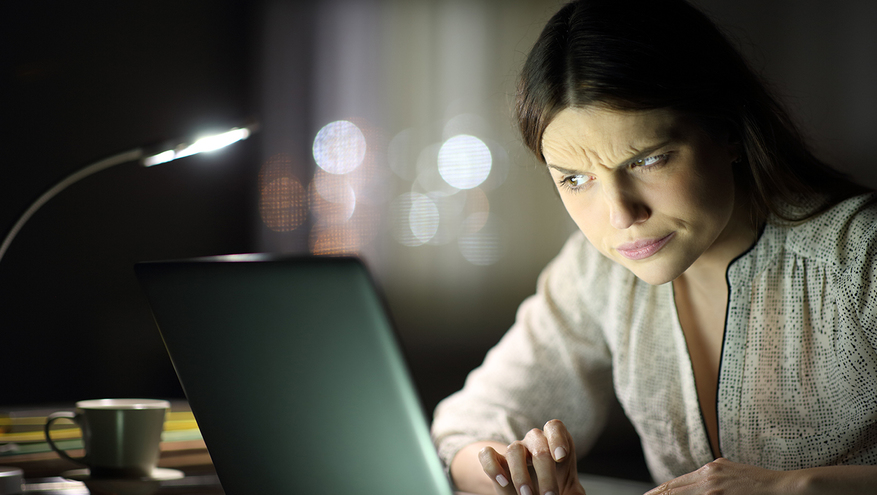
xmin=541 ymin=106 xmax=746 ymax=285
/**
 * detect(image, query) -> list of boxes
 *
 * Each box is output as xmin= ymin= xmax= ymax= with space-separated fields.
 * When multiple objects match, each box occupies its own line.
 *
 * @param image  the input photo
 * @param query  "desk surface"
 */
xmin=7 ymin=439 xmax=654 ymax=495
xmin=576 ymin=473 xmax=655 ymax=495
xmin=19 ymin=471 xmax=653 ymax=495
xmin=454 ymin=474 xmax=655 ymax=495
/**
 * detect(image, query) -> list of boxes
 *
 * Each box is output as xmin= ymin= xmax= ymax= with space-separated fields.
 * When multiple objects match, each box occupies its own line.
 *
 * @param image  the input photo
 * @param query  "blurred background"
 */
xmin=2 ymin=0 xmax=876 ymax=482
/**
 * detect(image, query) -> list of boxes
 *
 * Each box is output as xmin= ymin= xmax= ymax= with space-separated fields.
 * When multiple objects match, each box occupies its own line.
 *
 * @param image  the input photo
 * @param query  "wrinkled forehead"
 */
xmin=541 ymin=106 xmax=686 ymax=167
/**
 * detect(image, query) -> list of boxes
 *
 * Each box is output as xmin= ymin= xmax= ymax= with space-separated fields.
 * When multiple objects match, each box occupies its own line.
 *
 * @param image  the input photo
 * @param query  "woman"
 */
xmin=430 ymin=0 xmax=877 ymax=494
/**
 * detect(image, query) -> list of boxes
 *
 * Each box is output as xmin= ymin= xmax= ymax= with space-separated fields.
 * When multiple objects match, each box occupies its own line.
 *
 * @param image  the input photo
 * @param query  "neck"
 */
xmin=681 ymin=200 xmax=760 ymax=291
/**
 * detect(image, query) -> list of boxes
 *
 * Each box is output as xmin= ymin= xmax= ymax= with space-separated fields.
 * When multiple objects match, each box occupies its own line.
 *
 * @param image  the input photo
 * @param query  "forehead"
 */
xmin=541 ymin=106 xmax=684 ymax=165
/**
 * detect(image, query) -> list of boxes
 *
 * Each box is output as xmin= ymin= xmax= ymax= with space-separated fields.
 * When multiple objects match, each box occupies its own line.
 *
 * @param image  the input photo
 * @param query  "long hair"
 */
xmin=517 ymin=0 xmax=866 ymax=222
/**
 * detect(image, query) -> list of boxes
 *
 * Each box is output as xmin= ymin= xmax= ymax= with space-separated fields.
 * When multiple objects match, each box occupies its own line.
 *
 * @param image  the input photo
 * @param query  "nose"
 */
xmin=603 ymin=177 xmax=649 ymax=230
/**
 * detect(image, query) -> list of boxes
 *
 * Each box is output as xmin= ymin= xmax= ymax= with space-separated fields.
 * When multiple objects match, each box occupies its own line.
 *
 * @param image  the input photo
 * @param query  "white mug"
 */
xmin=44 ymin=399 xmax=169 ymax=479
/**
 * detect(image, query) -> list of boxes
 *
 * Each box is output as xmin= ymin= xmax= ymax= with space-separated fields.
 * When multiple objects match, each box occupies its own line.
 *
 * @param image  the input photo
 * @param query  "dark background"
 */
xmin=2 ymin=0 xmax=258 ymax=403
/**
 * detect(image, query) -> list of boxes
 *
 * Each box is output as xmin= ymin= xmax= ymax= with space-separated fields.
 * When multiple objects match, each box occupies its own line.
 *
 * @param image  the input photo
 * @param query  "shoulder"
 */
xmin=784 ymin=193 xmax=877 ymax=270
xmin=532 ymin=231 xmax=640 ymax=330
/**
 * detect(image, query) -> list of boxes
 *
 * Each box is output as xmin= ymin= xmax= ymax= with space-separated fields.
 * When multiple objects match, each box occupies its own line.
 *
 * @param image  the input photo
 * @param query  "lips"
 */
xmin=616 ymin=233 xmax=674 ymax=261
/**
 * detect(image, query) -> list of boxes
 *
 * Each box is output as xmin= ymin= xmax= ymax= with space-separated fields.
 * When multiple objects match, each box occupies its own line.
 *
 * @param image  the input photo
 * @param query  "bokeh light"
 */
xmin=305 ymin=118 xmax=390 ymax=256
xmin=309 ymin=224 xmax=361 ymax=255
xmin=260 ymin=177 xmax=308 ymax=232
xmin=459 ymin=212 xmax=504 ymax=265
xmin=313 ymin=120 xmax=367 ymax=174
xmin=479 ymin=140 xmax=510 ymax=191
xmin=416 ymin=143 xmax=458 ymax=196
xmin=438 ymin=134 xmax=491 ymax=189
xmin=346 ymin=127 xmax=394 ymax=206
xmin=258 ymin=154 xmax=308 ymax=232
xmin=410 ymin=193 xmax=440 ymax=244
xmin=424 ymin=191 xmax=465 ymax=246
xmin=311 ymin=169 xmax=356 ymax=224
xmin=391 ymin=192 xmax=439 ymax=247
xmin=315 ymin=116 xmax=506 ymax=259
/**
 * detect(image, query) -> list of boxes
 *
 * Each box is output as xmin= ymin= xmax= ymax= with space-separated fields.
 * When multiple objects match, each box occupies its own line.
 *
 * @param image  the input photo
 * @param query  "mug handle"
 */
xmin=44 ymin=411 xmax=86 ymax=466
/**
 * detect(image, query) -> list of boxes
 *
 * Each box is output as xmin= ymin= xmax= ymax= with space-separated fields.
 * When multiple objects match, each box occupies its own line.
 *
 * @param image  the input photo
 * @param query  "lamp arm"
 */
xmin=0 ymin=148 xmax=144 ymax=264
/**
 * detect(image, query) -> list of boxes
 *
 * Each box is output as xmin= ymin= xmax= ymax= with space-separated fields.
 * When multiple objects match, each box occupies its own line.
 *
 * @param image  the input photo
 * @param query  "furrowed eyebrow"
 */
xmin=545 ymin=139 xmax=673 ymax=174
xmin=546 ymin=163 xmax=582 ymax=176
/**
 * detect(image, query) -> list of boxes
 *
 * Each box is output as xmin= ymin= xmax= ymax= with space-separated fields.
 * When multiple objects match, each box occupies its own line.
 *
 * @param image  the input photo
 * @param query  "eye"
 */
xmin=632 ymin=153 xmax=668 ymax=169
xmin=557 ymin=174 xmax=593 ymax=192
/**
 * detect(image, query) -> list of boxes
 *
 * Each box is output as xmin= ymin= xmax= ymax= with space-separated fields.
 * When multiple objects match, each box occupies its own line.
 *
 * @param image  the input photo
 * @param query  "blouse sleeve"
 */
xmin=802 ymin=194 xmax=877 ymax=443
xmin=832 ymin=195 xmax=877 ymax=371
xmin=839 ymin=197 xmax=877 ymax=339
xmin=430 ymin=232 xmax=617 ymax=469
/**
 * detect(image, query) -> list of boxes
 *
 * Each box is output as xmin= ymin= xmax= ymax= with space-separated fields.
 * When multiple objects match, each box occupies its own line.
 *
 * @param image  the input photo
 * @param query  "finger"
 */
xmin=505 ymin=440 xmax=536 ymax=495
xmin=553 ymin=421 xmax=588 ymax=494
xmin=523 ymin=428 xmax=559 ymax=495
xmin=478 ymin=446 xmax=516 ymax=495
xmin=560 ymin=421 xmax=578 ymax=466
xmin=543 ymin=419 xmax=571 ymax=463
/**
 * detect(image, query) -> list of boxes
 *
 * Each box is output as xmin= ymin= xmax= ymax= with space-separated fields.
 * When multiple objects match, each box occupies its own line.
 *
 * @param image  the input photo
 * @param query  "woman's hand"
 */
xmin=478 ymin=419 xmax=586 ymax=495
xmin=645 ymin=458 xmax=790 ymax=495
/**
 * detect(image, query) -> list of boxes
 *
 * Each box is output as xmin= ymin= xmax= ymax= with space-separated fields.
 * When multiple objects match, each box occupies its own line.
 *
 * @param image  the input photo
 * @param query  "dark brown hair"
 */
xmin=517 ymin=0 xmax=866 ymax=222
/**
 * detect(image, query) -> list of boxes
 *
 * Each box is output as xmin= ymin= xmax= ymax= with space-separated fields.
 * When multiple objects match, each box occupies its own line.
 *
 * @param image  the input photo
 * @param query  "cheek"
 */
xmin=666 ymin=160 xmax=734 ymax=219
xmin=559 ymin=195 xmax=613 ymax=247
xmin=559 ymin=193 xmax=592 ymax=226
xmin=694 ymin=162 xmax=736 ymax=219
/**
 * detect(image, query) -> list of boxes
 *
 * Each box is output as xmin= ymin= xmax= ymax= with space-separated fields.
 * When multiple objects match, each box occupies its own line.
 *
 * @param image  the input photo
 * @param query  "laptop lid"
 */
xmin=135 ymin=254 xmax=453 ymax=495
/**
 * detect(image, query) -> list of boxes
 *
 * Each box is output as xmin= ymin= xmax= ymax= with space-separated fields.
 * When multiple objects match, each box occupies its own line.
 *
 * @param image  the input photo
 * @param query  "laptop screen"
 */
xmin=136 ymin=254 xmax=453 ymax=495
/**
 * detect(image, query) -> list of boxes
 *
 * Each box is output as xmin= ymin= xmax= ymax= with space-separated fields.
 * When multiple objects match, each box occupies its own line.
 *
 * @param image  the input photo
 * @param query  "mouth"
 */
xmin=616 ymin=233 xmax=675 ymax=261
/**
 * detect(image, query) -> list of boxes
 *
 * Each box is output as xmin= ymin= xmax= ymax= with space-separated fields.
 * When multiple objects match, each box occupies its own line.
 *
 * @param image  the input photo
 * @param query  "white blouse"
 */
xmin=431 ymin=194 xmax=877 ymax=483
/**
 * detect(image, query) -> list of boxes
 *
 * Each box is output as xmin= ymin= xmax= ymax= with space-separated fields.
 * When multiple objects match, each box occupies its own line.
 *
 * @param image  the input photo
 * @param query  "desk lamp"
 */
xmin=0 ymin=124 xmax=257 ymax=264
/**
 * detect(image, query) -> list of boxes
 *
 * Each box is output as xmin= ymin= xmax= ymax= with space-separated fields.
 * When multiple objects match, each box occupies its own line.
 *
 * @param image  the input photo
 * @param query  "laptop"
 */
xmin=135 ymin=254 xmax=454 ymax=495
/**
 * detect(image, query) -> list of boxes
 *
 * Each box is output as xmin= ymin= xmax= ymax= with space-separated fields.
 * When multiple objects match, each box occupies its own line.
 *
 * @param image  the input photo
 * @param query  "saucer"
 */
xmin=61 ymin=468 xmax=184 ymax=495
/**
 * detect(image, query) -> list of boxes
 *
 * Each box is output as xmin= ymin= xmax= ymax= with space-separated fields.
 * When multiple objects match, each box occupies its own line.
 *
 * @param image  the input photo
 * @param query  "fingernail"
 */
xmin=520 ymin=486 xmax=533 ymax=495
xmin=495 ymin=474 xmax=509 ymax=487
xmin=554 ymin=446 xmax=568 ymax=461
xmin=546 ymin=492 xmax=557 ymax=495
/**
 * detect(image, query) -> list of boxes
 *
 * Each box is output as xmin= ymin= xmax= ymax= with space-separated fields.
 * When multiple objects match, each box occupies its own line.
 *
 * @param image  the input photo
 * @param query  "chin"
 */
xmin=633 ymin=271 xmax=676 ymax=286
xmin=624 ymin=260 xmax=685 ymax=286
